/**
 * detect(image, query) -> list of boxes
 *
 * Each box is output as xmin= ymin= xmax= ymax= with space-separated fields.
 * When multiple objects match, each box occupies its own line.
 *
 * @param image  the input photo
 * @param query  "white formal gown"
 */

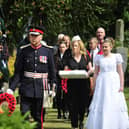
xmin=85 ymin=53 xmax=129 ymax=129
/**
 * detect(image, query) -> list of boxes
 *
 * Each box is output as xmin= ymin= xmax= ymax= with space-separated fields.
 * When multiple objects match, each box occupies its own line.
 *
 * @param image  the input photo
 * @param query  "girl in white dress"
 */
xmin=85 ymin=38 xmax=129 ymax=129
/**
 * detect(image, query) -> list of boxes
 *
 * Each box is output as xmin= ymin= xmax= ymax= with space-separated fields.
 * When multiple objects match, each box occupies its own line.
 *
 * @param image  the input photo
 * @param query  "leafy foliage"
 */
xmin=0 ymin=111 xmax=36 ymax=129
xmin=0 ymin=0 xmax=128 ymax=47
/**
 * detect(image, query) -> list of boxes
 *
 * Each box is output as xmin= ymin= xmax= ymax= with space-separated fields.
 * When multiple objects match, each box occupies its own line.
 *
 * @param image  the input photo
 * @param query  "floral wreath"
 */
xmin=0 ymin=93 xmax=16 ymax=116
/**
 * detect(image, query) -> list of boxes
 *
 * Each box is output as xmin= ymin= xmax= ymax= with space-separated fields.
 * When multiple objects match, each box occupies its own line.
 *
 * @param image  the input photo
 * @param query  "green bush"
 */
xmin=0 ymin=111 xmax=36 ymax=129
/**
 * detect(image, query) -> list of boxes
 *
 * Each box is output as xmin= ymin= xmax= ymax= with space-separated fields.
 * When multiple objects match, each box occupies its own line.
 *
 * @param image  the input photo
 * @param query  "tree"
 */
xmin=0 ymin=0 xmax=129 ymax=51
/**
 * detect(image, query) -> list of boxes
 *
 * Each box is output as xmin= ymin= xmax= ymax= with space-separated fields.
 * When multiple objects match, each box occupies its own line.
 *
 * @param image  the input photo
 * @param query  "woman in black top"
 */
xmin=54 ymin=41 xmax=68 ymax=119
xmin=64 ymin=35 xmax=93 ymax=129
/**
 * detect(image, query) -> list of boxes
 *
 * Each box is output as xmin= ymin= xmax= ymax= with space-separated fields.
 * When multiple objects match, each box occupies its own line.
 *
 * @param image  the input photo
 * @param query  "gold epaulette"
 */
xmin=20 ymin=44 xmax=31 ymax=49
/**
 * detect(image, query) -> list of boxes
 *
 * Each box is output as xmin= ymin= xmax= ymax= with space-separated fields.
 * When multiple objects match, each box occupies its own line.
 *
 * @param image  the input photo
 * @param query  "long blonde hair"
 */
xmin=71 ymin=40 xmax=86 ymax=55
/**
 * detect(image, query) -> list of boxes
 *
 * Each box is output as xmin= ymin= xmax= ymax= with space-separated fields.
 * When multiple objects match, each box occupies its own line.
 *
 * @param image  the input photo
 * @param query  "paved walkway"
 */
xmin=43 ymin=108 xmax=71 ymax=129
xmin=43 ymin=108 xmax=87 ymax=129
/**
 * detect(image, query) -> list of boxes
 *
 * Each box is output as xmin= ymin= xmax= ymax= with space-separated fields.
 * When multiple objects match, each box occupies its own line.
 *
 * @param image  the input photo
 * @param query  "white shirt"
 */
xmin=90 ymin=47 xmax=99 ymax=69
xmin=60 ymin=53 xmax=64 ymax=59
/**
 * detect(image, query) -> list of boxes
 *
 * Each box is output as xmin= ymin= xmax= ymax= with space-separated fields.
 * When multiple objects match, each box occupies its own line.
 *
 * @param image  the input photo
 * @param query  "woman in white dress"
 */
xmin=85 ymin=38 xmax=129 ymax=129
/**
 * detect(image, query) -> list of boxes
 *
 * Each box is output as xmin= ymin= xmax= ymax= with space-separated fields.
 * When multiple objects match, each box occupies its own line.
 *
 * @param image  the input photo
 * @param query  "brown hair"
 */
xmin=59 ymin=41 xmax=67 ymax=46
xmin=104 ymin=37 xmax=115 ymax=48
xmin=89 ymin=37 xmax=98 ymax=44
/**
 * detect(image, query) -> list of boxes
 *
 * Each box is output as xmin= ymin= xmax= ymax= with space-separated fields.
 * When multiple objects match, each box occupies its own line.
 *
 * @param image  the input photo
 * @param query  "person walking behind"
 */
xmin=63 ymin=35 xmax=72 ymax=59
xmin=88 ymin=37 xmax=99 ymax=70
xmin=87 ymin=37 xmax=99 ymax=107
xmin=54 ymin=41 xmax=68 ymax=119
xmin=85 ymin=38 xmax=129 ymax=129
xmin=96 ymin=27 xmax=106 ymax=53
xmin=53 ymin=33 xmax=64 ymax=55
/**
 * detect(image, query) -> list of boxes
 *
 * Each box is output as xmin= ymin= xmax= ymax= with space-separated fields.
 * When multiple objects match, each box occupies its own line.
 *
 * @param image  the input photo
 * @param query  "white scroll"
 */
xmin=59 ymin=70 xmax=88 ymax=79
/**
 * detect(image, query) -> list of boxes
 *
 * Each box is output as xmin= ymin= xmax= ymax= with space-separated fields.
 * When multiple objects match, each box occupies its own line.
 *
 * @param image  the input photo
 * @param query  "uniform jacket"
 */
xmin=9 ymin=44 xmax=56 ymax=98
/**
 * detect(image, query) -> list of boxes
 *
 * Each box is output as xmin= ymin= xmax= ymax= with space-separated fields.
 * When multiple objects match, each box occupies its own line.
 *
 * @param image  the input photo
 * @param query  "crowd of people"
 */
xmin=52 ymin=27 xmax=129 ymax=129
xmin=0 ymin=20 xmax=128 ymax=129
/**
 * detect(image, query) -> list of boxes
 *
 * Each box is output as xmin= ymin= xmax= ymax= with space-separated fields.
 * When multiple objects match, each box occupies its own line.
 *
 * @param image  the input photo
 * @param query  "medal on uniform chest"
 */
xmin=39 ymin=56 xmax=47 ymax=63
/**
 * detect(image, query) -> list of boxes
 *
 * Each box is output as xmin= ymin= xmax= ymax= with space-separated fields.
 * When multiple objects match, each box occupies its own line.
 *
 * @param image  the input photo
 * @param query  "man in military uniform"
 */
xmin=7 ymin=26 xmax=56 ymax=129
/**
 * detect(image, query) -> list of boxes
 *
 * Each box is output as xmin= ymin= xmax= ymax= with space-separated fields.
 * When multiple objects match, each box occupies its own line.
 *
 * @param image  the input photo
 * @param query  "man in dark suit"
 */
xmin=7 ymin=26 xmax=56 ymax=129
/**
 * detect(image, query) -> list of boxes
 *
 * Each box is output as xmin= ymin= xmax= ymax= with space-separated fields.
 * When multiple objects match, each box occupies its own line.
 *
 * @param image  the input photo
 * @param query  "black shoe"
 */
xmin=63 ymin=115 xmax=66 ymax=119
xmin=79 ymin=123 xmax=83 ymax=129
xmin=68 ymin=114 xmax=71 ymax=119
xmin=57 ymin=114 xmax=61 ymax=119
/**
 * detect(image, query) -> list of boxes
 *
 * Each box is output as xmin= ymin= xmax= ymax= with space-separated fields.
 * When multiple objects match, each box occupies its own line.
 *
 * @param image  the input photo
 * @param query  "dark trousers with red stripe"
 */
xmin=20 ymin=96 xmax=43 ymax=129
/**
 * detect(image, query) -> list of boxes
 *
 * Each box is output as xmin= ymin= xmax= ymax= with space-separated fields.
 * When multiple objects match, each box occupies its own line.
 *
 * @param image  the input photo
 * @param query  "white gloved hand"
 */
xmin=1 ymin=87 xmax=5 ymax=92
xmin=3 ymin=34 xmax=7 ymax=38
xmin=49 ymin=90 xmax=56 ymax=97
xmin=52 ymin=91 xmax=56 ymax=97
xmin=6 ymin=89 xmax=14 ymax=95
